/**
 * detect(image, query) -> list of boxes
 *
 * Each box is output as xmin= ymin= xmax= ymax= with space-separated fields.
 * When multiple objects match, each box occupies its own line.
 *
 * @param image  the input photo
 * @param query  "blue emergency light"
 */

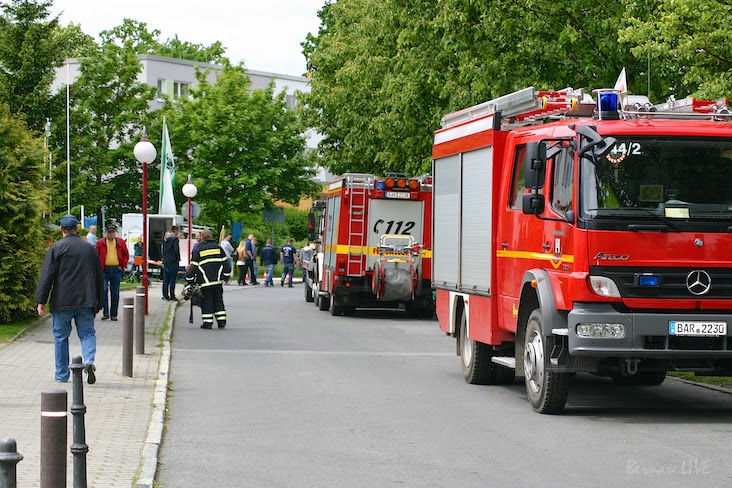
xmin=638 ymin=275 xmax=659 ymax=287
xmin=594 ymin=89 xmax=621 ymax=120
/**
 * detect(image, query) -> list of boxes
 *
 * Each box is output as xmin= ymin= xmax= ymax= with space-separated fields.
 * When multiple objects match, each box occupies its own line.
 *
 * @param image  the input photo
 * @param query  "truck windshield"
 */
xmin=580 ymin=137 xmax=732 ymax=231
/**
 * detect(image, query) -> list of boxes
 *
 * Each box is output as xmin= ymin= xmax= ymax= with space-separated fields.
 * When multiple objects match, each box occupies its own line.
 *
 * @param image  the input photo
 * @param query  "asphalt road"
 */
xmin=157 ymin=284 xmax=732 ymax=488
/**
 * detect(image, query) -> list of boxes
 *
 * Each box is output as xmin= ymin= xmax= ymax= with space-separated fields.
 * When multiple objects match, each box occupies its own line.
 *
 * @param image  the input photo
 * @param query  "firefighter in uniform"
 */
xmin=186 ymin=229 xmax=232 ymax=329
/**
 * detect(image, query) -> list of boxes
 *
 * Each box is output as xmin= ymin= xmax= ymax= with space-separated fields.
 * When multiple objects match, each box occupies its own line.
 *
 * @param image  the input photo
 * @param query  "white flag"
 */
xmin=614 ymin=67 xmax=628 ymax=93
xmin=159 ymin=118 xmax=177 ymax=215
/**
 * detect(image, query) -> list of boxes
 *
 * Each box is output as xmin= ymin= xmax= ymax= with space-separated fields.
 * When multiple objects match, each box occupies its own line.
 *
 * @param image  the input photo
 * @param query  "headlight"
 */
xmin=589 ymin=276 xmax=621 ymax=297
xmin=576 ymin=323 xmax=625 ymax=339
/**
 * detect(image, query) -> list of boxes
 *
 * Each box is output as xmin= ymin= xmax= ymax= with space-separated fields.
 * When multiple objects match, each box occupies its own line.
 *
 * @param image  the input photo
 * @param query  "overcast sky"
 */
xmin=49 ymin=0 xmax=326 ymax=76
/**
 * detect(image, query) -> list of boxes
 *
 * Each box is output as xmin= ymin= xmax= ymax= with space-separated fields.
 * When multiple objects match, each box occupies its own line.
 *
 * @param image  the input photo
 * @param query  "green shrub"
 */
xmin=0 ymin=105 xmax=49 ymax=324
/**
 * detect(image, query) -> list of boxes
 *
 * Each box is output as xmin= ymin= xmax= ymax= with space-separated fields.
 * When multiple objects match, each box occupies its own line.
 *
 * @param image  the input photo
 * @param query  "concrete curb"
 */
xmin=0 ymin=313 xmax=51 ymax=349
xmin=135 ymin=299 xmax=176 ymax=488
xmin=667 ymin=375 xmax=732 ymax=395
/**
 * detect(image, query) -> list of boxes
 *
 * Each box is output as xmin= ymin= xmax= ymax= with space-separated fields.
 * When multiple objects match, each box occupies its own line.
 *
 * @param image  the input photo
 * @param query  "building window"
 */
xmin=285 ymin=94 xmax=297 ymax=107
xmin=156 ymin=79 xmax=165 ymax=99
xmin=173 ymin=82 xmax=190 ymax=98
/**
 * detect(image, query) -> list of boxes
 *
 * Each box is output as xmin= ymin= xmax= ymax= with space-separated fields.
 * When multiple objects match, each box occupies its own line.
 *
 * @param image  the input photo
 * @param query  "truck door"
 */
xmin=496 ymin=144 xmax=545 ymax=332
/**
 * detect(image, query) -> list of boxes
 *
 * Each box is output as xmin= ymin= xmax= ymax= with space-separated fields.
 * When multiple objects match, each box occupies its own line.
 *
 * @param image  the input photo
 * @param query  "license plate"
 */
xmin=385 ymin=191 xmax=410 ymax=199
xmin=669 ymin=321 xmax=727 ymax=336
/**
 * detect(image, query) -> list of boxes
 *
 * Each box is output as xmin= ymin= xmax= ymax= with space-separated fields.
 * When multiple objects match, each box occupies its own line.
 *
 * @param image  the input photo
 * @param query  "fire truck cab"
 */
xmin=432 ymin=86 xmax=732 ymax=413
xmin=306 ymin=173 xmax=434 ymax=317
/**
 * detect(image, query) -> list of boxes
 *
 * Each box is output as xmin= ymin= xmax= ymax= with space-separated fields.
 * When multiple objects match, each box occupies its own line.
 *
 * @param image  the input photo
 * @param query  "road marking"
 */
xmin=175 ymin=349 xmax=453 ymax=357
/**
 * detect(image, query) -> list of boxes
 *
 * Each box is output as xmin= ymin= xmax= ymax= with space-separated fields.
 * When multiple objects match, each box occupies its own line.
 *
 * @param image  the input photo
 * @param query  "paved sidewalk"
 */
xmin=0 ymin=284 xmax=175 ymax=488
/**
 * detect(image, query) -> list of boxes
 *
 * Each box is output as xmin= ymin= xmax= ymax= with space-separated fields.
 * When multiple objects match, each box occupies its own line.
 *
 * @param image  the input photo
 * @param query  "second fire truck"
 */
xmin=304 ymin=173 xmax=434 ymax=317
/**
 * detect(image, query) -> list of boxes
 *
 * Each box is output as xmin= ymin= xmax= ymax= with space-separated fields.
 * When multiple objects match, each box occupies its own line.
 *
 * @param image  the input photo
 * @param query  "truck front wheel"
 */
xmin=523 ymin=309 xmax=570 ymax=414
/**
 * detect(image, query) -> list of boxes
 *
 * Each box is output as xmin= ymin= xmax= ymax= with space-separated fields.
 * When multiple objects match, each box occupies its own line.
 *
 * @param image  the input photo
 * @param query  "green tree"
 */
xmin=0 ymin=105 xmax=48 ymax=323
xmin=155 ymin=34 xmax=226 ymax=64
xmin=0 ymin=0 xmax=87 ymax=132
xmin=619 ymin=0 xmax=732 ymax=98
xmin=302 ymin=0 xmax=657 ymax=175
xmin=58 ymin=20 xmax=157 ymax=221
xmin=166 ymin=61 xmax=319 ymax=230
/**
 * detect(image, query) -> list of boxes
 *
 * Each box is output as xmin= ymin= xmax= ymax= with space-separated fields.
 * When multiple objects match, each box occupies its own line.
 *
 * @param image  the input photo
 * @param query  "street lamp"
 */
xmin=182 ymin=175 xmax=198 ymax=264
xmin=134 ymin=128 xmax=157 ymax=315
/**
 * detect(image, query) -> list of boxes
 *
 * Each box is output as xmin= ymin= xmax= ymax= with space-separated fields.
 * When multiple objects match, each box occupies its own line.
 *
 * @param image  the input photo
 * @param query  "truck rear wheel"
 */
xmin=304 ymin=279 xmax=314 ymax=302
xmin=523 ymin=309 xmax=570 ymax=414
xmin=317 ymin=285 xmax=330 ymax=311
xmin=459 ymin=313 xmax=511 ymax=384
xmin=329 ymin=291 xmax=342 ymax=316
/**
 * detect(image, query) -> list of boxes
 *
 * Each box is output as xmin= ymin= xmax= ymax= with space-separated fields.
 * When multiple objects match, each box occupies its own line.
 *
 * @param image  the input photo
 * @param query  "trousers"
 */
xmin=201 ymin=284 xmax=226 ymax=327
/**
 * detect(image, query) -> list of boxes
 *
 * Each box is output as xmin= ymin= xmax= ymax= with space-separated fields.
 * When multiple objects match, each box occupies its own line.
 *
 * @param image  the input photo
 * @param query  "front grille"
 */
xmin=644 ymin=335 xmax=729 ymax=351
xmin=591 ymin=266 xmax=732 ymax=299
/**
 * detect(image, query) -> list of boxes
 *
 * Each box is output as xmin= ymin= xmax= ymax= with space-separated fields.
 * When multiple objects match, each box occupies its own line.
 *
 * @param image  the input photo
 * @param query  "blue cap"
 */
xmin=60 ymin=215 xmax=79 ymax=228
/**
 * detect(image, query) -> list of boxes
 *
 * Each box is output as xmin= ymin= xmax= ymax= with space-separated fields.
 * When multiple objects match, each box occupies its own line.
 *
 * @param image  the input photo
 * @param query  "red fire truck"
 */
xmin=432 ymin=86 xmax=732 ymax=413
xmin=305 ymin=173 xmax=434 ymax=317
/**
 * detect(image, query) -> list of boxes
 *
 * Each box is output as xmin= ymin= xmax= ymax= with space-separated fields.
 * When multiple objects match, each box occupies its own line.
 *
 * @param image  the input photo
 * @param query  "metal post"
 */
xmin=0 ymin=438 xmax=23 ymax=488
xmin=187 ymin=196 xmax=192 ymax=263
xmin=135 ymin=286 xmax=146 ymax=355
xmin=40 ymin=391 xmax=67 ymax=488
xmin=122 ymin=297 xmax=134 ymax=377
xmin=69 ymin=356 xmax=88 ymax=488
xmin=142 ymin=160 xmax=149 ymax=315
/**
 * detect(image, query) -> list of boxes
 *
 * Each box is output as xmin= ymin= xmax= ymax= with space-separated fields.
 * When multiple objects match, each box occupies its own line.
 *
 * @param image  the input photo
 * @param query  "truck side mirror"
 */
xmin=522 ymin=193 xmax=545 ymax=215
xmin=524 ymin=142 xmax=546 ymax=188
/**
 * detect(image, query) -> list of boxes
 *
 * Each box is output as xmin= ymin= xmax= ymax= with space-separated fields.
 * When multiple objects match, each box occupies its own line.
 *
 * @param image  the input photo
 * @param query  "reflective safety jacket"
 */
xmin=186 ymin=239 xmax=231 ymax=287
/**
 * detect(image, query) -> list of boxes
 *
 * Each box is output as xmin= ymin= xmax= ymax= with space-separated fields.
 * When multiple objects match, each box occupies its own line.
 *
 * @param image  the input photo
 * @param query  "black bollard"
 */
xmin=40 ymin=390 xmax=67 ymax=488
xmin=135 ymin=286 xmax=146 ymax=355
xmin=0 ymin=438 xmax=23 ymax=488
xmin=122 ymin=297 xmax=134 ymax=377
xmin=69 ymin=356 xmax=88 ymax=488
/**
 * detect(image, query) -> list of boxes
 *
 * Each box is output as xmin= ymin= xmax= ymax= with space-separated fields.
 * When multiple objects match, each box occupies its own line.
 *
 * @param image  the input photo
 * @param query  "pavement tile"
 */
xmin=0 ymin=285 xmax=174 ymax=488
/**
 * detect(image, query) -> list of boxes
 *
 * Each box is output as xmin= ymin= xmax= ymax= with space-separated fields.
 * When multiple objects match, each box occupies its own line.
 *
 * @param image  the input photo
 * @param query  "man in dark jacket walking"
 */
xmin=186 ymin=229 xmax=231 ymax=329
xmin=260 ymin=239 xmax=278 ymax=287
xmin=162 ymin=226 xmax=181 ymax=300
xmin=36 ymin=215 xmax=103 ymax=384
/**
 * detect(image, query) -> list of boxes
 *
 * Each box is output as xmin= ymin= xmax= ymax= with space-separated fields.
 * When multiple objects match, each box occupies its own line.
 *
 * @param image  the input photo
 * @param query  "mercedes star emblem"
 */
xmin=686 ymin=270 xmax=712 ymax=296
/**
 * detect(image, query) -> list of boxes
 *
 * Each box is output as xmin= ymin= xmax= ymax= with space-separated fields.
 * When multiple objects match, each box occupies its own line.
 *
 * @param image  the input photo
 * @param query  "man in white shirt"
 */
xmin=86 ymin=225 xmax=98 ymax=245
xmin=220 ymin=234 xmax=235 ymax=285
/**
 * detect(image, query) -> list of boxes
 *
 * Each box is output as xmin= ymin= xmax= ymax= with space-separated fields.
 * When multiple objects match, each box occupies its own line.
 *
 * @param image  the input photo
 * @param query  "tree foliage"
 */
xmin=58 ymin=20 xmax=157 ymax=221
xmin=166 ymin=61 xmax=319 ymax=230
xmin=99 ymin=18 xmax=226 ymax=63
xmin=302 ymin=0 xmax=711 ymax=175
xmin=0 ymin=105 xmax=48 ymax=323
xmin=0 ymin=0 xmax=87 ymax=132
xmin=619 ymin=0 xmax=732 ymax=98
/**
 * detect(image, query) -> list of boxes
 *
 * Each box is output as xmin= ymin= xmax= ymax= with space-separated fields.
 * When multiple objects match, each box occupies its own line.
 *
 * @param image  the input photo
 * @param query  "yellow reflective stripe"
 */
xmin=198 ymin=258 xmax=227 ymax=266
xmin=495 ymin=249 xmax=574 ymax=270
xmin=323 ymin=244 xmax=432 ymax=259
xmin=199 ymin=249 xmax=221 ymax=257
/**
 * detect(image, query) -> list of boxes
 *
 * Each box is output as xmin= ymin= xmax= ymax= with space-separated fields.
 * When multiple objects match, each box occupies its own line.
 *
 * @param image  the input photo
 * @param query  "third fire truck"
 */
xmin=432 ymin=86 xmax=732 ymax=413
xmin=305 ymin=173 xmax=434 ymax=317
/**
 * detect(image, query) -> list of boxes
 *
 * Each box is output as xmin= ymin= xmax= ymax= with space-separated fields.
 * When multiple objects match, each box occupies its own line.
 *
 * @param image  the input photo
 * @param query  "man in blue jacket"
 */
xmin=35 ymin=215 xmax=103 ymax=384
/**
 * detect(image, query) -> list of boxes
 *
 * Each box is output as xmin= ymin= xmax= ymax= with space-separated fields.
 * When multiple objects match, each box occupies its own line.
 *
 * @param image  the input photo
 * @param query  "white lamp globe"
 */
xmin=134 ymin=137 xmax=157 ymax=164
xmin=182 ymin=175 xmax=198 ymax=198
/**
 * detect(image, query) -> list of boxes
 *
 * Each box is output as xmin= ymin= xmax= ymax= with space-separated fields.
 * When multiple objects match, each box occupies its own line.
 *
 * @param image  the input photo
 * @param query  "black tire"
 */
xmin=523 ymin=309 xmax=570 ymax=414
xmin=317 ymin=285 xmax=330 ymax=311
xmin=329 ymin=291 xmax=341 ymax=316
xmin=459 ymin=312 xmax=504 ymax=385
xmin=304 ymin=279 xmax=314 ymax=302
xmin=610 ymin=371 xmax=666 ymax=386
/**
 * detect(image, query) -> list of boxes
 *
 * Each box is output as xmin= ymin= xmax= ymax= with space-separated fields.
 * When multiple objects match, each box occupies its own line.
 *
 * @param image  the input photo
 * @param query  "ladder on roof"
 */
xmin=344 ymin=173 xmax=374 ymax=276
xmin=441 ymin=86 xmax=732 ymax=129
xmin=440 ymin=87 xmax=594 ymax=129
